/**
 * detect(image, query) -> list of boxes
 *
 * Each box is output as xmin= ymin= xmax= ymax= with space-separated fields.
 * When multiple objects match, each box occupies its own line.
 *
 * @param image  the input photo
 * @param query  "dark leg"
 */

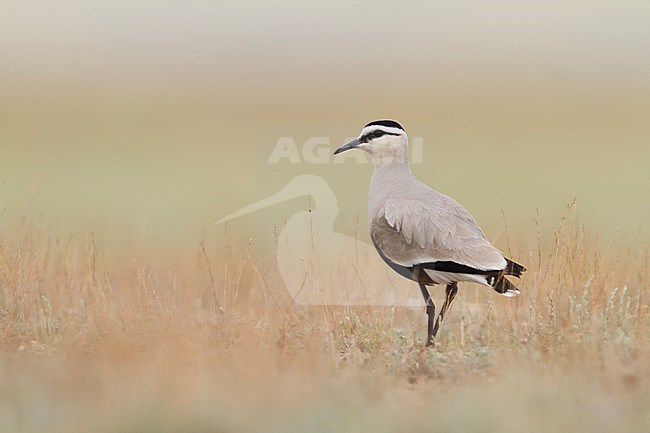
xmin=432 ymin=282 xmax=459 ymax=337
xmin=418 ymin=283 xmax=436 ymax=347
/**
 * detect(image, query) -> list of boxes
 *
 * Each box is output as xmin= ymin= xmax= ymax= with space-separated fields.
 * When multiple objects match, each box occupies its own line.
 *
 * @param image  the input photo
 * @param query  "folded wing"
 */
xmin=371 ymin=196 xmax=507 ymax=272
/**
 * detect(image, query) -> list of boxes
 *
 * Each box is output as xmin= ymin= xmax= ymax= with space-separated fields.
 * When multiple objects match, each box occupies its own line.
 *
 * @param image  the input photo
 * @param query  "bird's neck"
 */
xmin=371 ymin=144 xmax=408 ymax=166
xmin=372 ymin=156 xmax=412 ymax=175
xmin=369 ymin=158 xmax=416 ymax=198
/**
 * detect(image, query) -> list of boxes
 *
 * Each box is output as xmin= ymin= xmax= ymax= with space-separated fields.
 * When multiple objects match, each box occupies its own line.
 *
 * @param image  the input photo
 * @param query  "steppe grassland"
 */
xmin=0 ymin=201 xmax=648 ymax=433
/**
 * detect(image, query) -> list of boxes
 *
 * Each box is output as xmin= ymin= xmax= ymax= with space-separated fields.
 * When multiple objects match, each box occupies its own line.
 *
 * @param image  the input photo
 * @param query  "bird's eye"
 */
xmin=363 ymin=131 xmax=385 ymax=142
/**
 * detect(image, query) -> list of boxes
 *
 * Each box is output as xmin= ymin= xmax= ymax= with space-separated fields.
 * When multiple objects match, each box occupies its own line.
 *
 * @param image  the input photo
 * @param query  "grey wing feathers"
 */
xmin=375 ymin=196 xmax=507 ymax=271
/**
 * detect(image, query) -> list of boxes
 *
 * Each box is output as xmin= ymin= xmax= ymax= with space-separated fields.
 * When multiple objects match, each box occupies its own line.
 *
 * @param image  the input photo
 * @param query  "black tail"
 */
xmin=490 ymin=276 xmax=521 ymax=296
xmin=487 ymin=259 xmax=525 ymax=296
xmin=505 ymin=259 xmax=526 ymax=278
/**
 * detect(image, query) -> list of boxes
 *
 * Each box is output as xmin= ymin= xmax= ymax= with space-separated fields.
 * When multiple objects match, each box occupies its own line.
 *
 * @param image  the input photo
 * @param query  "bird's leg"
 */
xmin=418 ymin=283 xmax=436 ymax=347
xmin=432 ymin=282 xmax=459 ymax=337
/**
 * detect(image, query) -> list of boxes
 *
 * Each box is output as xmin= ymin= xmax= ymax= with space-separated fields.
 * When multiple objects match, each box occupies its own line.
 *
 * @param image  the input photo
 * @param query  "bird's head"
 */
xmin=334 ymin=120 xmax=408 ymax=164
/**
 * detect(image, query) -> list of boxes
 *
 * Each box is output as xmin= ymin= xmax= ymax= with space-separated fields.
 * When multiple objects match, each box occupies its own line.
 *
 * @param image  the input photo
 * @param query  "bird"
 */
xmin=333 ymin=120 xmax=525 ymax=346
xmin=215 ymin=175 xmax=422 ymax=306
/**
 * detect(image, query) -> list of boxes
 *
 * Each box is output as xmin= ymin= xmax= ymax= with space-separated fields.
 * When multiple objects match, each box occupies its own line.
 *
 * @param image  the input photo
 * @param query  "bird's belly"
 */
xmin=422 ymin=269 xmax=489 ymax=286
xmin=372 ymin=244 xmax=419 ymax=283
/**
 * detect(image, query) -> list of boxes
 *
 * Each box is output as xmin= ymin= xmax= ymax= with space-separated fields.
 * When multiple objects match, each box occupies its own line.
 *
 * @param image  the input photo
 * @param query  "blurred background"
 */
xmin=1 ymin=0 xmax=649 ymax=256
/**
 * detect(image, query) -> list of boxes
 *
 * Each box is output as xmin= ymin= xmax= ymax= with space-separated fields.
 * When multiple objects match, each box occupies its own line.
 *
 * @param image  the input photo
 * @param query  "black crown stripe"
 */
xmin=364 ymin=120 xmax=404 ymax=131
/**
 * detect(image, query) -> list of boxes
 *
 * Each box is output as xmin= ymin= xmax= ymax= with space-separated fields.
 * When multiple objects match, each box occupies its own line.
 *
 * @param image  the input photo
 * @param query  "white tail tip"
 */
xmin=502 ymin=288 xmax=521 ymax=297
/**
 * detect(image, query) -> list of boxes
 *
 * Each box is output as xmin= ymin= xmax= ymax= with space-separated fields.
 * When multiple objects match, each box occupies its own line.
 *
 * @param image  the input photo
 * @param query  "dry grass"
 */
xmin=0 ymin=204 xmax=648 ymax=433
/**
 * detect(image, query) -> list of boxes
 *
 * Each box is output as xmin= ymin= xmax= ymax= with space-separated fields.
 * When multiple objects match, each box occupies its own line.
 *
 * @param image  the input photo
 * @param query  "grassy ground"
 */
xmin=0 ymin=204 xmax=647 ymax=433
xmin=2 ymin=3 xmax=649 ymax=432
